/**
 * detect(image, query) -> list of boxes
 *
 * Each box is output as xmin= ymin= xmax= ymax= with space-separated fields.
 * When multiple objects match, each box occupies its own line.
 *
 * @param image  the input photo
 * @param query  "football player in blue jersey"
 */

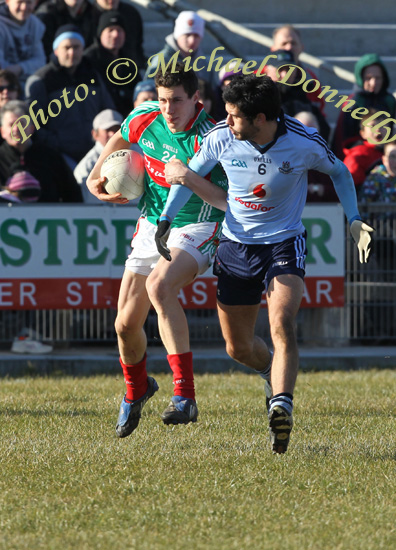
xmin=155 ymin=74 xmax=374 ymax=454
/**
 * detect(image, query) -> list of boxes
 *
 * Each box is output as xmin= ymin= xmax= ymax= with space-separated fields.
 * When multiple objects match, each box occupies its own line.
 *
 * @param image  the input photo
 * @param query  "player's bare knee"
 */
xmin=115 ymin=315 xmax=138 ymax=340
xmin=146 ymin=274 xmax=172 ymax=306
xmin=225 ymin=341 xmax=253 ymax=364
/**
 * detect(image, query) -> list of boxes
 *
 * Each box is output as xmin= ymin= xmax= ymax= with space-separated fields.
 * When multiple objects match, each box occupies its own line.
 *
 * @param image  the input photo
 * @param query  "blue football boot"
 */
xmin=161 ymin=395 xmax=198 ymax=425
xmin=116 ymin=376 xmax=159 ymax=438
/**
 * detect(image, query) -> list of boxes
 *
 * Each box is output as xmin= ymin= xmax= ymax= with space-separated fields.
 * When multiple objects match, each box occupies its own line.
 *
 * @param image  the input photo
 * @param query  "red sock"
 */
xmin=120 ymin=354 xmax=148 ymax=402
xmin=167 ymin=351 xmax=195 ymax=400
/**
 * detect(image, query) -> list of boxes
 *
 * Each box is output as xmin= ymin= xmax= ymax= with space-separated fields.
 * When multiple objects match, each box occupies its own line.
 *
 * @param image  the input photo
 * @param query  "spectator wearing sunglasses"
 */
xmin=0 ymin=69 xmax=22 ymax=109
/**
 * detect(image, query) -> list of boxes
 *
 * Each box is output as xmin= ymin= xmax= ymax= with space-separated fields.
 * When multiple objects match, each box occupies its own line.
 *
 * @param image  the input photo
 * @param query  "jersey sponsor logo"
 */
xmin=144 ymin=155 xmax=168 ymax=187
xmin=254 ymin=155 xmax=272 ymax=163
xmin=235 ymin=197 xmax=275 ymax=212
xmin=278 ymin=161 xmax=294 ymax=174
xmin=142 ymin=138 xmax=155 ymax=149
xmin=180 ymin=233 xmax=194 ymax=242
xmin=231 ymin=159 xmax=248 ymax=168
xmin=250 ymin=183 xmax=272 ymax=200
xmin=163 ymin=144 xmax=178 ymax=153
xmin=274 ymin=260 xmax=289 ymax=266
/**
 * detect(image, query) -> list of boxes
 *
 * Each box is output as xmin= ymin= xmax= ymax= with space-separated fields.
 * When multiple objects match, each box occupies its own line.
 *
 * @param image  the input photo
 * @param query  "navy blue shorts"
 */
xmin=213 ymin=233 xmax=307 ymax=306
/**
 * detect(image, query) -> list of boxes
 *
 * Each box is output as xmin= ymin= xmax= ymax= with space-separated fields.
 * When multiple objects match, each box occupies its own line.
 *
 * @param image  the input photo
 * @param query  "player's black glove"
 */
xmin=155 ymin=219 xmax=172 ymax=261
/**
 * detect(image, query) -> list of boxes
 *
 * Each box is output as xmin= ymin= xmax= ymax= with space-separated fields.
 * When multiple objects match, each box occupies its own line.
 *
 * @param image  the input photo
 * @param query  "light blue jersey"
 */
xmin=162 ymin=112 xmax=360 ymax=244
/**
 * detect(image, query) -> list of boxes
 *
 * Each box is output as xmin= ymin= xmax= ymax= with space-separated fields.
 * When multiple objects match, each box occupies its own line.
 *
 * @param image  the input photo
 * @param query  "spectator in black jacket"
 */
xmin=25 ymin=24 xmax=115 ymax=168
xmin=0 ymin=100 xmax=83 ymax=202
xmin=264 ymin=50 xmax=330 ymax=141
xmin=36 ymin=0 xmax=96 ymax=60
xmin=92 ymin=0 xmax=146 ymax=70
xmin=84 ymin=11 xmax=141 ymax=117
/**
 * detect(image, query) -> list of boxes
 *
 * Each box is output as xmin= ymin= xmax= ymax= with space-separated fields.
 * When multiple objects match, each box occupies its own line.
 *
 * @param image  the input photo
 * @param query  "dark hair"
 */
xmin=360 ymin=107 xmax=386 ymax=129
xmin=197 ymin=78 xmax=216 ymax=114
xmin=154 ymin=62 xmax=198 ymax=98
xmin=0 ymin=69 xmax=22 ymax=97
xmin=222 ymin=74 xmax=281 ymax=122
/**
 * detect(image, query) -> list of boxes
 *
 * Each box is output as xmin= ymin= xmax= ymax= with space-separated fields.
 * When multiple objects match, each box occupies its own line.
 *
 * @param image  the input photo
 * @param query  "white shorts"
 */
xmin=125 ymin=217 xmax=222 ymax=277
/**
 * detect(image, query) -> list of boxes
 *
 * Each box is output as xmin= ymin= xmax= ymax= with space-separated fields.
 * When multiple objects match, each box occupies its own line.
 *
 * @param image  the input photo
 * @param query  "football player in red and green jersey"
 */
xmin=87 ymin=64 xmax=227 ymax=437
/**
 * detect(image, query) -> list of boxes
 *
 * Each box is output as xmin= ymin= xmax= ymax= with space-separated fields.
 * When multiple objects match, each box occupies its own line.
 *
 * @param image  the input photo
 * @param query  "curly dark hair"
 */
xmin=222 ymin=74 xmax=281 ymax=122
xmin=154 ymin=62 xmax=198 ymax=98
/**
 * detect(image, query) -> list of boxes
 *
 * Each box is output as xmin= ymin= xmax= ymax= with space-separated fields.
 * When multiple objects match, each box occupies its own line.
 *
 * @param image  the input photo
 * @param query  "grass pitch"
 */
xmin=0 ymin=370 xmax=395 ymax=550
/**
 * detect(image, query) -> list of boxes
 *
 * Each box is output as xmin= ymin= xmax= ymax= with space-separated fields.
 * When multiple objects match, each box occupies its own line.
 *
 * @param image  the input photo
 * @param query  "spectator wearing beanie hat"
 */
xmin=0 ymin=171 xmax=41 ymax=204
xmin=36 ymin=0 xmax=96 ymax=61
xmin=25 ymin=24 xmax=115 ymax=168
xmin=133 ymin=80 xmax=157 ymax=107
xmin=84 ymin=11 xmax=142 ymax=117
xmin=145 ymin=11 xmax=214 ymax=84
xmin=92 ymin=0 xmax=146 ymax=70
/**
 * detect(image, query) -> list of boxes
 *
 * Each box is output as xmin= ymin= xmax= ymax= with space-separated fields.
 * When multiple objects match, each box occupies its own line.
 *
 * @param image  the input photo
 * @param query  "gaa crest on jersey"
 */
xmin=249 ymin=182 xmax=272 ymax=200
xmin=278 ymin=161 xmax=294 ymax=174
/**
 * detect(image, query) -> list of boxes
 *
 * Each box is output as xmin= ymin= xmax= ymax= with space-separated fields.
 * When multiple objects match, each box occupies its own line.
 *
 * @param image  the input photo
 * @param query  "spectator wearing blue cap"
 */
xmin=25 ymin=24 xmax=115 ymax=168
xmin=133 ymin=80 xmax=157 ymax=107
xmin=36 ymin=0 xmax=96 ymax=60
xmin=84 ymin=10 xmax=142 ymax=117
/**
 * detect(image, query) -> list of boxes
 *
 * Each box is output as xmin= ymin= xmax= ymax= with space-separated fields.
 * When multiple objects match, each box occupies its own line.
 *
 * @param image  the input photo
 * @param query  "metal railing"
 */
xmin=1 ymin=203 xmax=395 ymax=348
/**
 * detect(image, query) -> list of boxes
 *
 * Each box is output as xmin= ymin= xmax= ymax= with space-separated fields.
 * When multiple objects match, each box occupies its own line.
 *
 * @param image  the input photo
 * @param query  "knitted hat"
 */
xmin=97 ymin=11 xmax=127 ymax=38
xmin=53 ymin=24 xmax=85 ymax=51
xmin=133 ymin=80 xmax=157 ymax=102
xmin=6 ymin=171 xmax=41 ymax=202
xmin=219 ymin=61 xmax=243 ymax=85
xmin=174 ymin=11 xmax=205 ymax=40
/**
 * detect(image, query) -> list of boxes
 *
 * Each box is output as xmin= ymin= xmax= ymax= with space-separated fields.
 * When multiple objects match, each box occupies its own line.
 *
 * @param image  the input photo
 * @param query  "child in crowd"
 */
xmin=360 ymin=142 xmax=396 ymax=202
xmin=0 ymin=170 xmax=41 ymax=203
xmin=343 ymin=111 xmax=387 ymax=189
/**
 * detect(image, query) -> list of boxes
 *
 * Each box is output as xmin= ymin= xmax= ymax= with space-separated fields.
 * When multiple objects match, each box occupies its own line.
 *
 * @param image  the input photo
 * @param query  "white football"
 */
xmin=101 ymin=149 xmax=145 ymax=200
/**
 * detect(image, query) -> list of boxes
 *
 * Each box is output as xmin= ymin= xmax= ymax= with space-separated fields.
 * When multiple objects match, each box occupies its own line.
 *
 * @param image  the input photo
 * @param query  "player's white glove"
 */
xmin=350 ymin=220 xmax=374 ymax=263
xmin=155 ymin=219 xmax=171 ymax=261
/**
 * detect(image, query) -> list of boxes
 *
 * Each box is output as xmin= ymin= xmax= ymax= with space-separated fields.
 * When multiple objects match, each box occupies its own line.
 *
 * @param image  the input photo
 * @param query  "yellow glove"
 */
xmin=350 ymin=220 xmax=374 ymax=263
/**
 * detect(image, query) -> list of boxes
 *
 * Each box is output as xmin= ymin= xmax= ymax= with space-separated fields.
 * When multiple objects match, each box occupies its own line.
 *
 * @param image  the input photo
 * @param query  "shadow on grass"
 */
xmin=0 ymin=407 xmax=102 ymax=417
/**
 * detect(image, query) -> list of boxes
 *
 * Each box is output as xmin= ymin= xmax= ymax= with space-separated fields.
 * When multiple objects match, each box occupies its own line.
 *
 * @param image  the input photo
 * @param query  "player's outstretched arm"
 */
xmin=328 ymin=158 xmax=374 ymax=263
xmin=165 ymin=159 xmax=227 ymax=212
xmin=156 ymin=156 xmax=225 ymax=261
xmin=86 ymin=130 xmax=131 ymax=204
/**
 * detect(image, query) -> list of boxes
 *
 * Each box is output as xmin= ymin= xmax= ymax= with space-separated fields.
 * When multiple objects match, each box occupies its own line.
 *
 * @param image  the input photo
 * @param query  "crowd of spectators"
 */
xmin=0 ymin=3 xmax=395 ymax=206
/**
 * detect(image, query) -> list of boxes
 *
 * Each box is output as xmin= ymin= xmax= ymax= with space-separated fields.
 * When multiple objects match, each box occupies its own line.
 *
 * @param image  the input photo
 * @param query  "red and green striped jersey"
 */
xmin=121 ymin=101 xmax=227 ymax=227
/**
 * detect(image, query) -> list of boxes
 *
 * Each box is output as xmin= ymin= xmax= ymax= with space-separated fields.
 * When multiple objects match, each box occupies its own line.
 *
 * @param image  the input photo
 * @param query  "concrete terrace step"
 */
xmin=1 ymin=346 xmax=396 ymax=377
xmin=133 ymin=0 xmax=396 ymax=25
xmin=142 ymin=21 xmax=396 ymax=59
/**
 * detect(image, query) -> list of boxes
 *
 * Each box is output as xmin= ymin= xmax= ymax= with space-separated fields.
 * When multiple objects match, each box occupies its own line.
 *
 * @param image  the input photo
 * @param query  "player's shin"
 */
xmin=120 ymin=354 xmax=148 ymax=402
xmin=167 ymin=351 xmax=195 ymax=400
